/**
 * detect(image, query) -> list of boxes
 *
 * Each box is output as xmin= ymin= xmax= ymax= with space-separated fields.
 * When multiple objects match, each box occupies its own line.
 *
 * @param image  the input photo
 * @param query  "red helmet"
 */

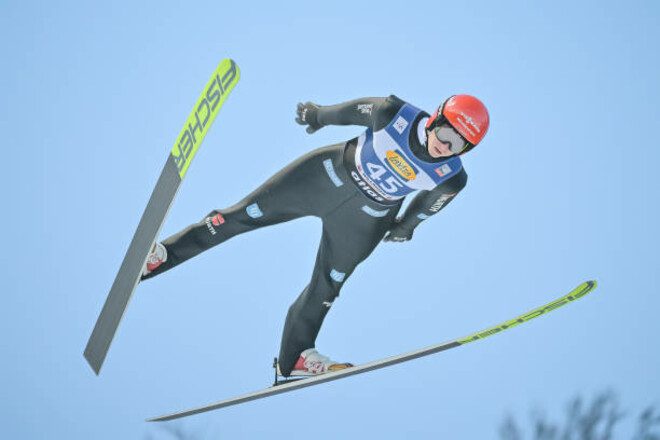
xmin=425 ymin=95 xmax=490 ymax=154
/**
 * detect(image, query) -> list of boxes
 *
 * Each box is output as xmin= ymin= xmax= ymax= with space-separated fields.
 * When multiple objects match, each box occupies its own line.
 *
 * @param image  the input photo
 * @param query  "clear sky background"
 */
xmin=1 ymin=0 xmax=659 ymax=438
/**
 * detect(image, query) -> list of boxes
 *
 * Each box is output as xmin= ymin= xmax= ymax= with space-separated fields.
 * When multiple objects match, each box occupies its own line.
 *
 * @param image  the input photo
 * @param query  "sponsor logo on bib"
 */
xmin=393 ymin=116 xmax=409 ymax=134
xmin=385 ymin=150 xmax=417 ymax=181
xmin=434 ymin=163 xmax=452 ymax=177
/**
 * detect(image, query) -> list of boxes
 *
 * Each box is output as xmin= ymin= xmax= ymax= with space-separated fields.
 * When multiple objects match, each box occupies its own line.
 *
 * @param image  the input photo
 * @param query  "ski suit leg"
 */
xmin=143 ymin=144 xmax=353 ymax=280
xmin=278 ymin=194 xmax=400 ymax=376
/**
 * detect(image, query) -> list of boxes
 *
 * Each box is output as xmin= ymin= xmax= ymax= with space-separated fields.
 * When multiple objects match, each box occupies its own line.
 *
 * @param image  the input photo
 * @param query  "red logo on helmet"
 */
xmin=454 ymin=111 xmax=481 ymax=139
xmin=211 ymin=213 xmax=225 ymax=226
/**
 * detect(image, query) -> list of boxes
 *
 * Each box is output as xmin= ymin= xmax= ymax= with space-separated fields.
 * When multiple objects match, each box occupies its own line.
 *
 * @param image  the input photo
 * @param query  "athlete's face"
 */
xmin=426 ymin=126 xmax=454 ymax=158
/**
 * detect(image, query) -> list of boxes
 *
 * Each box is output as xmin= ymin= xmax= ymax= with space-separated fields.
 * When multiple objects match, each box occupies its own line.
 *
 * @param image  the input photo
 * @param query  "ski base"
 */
xmin=84 ymin=58 xmax=240 ymax=375
xmin=147 ymin=280 xmax=597 ymax=422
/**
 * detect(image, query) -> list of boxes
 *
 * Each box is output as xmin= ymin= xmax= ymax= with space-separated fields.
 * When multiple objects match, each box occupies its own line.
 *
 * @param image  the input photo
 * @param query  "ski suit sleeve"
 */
xmin=297 ymin=95 xmax=404 ymax=133
xmin=315 ymin=97 xmax=387 ymax=128
xmin=384 ymin=168 xmax=468 ymax=242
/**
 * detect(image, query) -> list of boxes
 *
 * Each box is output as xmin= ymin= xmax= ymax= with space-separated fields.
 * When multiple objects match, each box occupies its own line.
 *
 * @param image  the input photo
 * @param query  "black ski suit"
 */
xmin=142 ymin=95 xmax=467 ymax=376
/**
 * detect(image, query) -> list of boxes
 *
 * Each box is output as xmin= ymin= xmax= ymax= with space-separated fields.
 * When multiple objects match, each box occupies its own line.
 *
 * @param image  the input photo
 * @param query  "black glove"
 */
xmin=383 ymin=220 xmax=415 ymax=243
xmin=295 ymin=102 xmax=322 ymax=134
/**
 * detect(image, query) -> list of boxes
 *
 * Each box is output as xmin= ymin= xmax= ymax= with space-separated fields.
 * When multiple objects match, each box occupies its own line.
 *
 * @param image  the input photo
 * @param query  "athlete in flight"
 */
xmin=141 ymin=94 xmax=490 ymax=378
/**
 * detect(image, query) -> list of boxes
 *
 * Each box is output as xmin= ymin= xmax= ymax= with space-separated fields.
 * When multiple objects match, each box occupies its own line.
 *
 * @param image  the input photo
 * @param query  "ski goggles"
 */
xmin=433 ymin=124 xmax=469 ymax=154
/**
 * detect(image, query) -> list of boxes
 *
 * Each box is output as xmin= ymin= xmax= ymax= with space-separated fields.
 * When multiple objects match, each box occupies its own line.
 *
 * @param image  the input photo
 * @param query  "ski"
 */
xmin=148 ymin=280 xmax=597 ymax=421
xmin=84 ymin=59 xmax=240 ymax=375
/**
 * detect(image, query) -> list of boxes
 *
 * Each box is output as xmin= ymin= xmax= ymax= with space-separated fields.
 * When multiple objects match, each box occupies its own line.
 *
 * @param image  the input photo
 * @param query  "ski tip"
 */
xmin=567 ymin=280 xmax=598 ymax=301
xmin=581 ymin=279 xmax=598 ymax=291
xmin=220 ymin=58 xmax=241 ymax=80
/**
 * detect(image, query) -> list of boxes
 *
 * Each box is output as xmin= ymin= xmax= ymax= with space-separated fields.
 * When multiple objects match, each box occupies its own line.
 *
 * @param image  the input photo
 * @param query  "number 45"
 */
xmin=367 ymin=162 xmax=402 ymax=194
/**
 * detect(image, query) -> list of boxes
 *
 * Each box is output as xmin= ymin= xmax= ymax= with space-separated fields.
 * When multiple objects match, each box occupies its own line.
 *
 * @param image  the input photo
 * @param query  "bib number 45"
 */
xmin=367 ymin=162 xmax=403 ymax=194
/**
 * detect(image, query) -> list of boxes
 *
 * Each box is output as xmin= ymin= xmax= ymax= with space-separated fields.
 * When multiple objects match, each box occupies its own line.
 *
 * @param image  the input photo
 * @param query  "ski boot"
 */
xmin=142 ymin=242 xmax=167 ymax=277
xmin=274 ymin=348 xmax=353 ymax=385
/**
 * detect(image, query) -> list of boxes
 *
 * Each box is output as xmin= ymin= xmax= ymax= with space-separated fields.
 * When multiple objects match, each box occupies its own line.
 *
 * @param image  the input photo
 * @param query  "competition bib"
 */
xmin=354 ymin=103 xmax=463 ymax=201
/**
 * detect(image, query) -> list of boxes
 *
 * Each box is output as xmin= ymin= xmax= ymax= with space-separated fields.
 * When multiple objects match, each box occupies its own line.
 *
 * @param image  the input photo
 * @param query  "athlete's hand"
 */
xmin=383 ymin=220 xmax=414 ymax=243
xmin=296 ymin=102 xmax=322 ymax=134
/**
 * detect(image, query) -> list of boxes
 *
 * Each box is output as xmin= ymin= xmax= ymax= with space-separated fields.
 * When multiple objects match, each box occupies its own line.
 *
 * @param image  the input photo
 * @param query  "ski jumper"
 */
xmin=142 ymin=95 xmax=468 ymax=376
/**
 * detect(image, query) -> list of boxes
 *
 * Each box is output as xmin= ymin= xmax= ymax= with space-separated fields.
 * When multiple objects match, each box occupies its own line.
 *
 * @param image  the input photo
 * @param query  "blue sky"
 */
xmin=1 ymin=0 xmax=659 ymax=438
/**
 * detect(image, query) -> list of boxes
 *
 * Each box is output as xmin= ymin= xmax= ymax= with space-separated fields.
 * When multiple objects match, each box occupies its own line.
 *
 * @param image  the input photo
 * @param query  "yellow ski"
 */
xmin=149 ymin=280 xmax=596 ymax=421
xmin=84 ymin=59 xmax=240 ymax=375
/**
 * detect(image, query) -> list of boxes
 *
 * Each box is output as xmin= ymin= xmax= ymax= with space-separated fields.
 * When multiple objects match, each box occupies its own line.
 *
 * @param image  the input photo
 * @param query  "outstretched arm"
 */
xmin=296 ymin=97 xmax=388 ymax=133
xmin=383 ymin=169 xmax=468 ymax=243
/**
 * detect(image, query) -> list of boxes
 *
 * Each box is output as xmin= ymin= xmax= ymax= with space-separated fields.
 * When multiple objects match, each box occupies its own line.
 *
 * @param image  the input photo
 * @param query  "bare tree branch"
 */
xmin=500 ymin=390 xmax=654 ymax=440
